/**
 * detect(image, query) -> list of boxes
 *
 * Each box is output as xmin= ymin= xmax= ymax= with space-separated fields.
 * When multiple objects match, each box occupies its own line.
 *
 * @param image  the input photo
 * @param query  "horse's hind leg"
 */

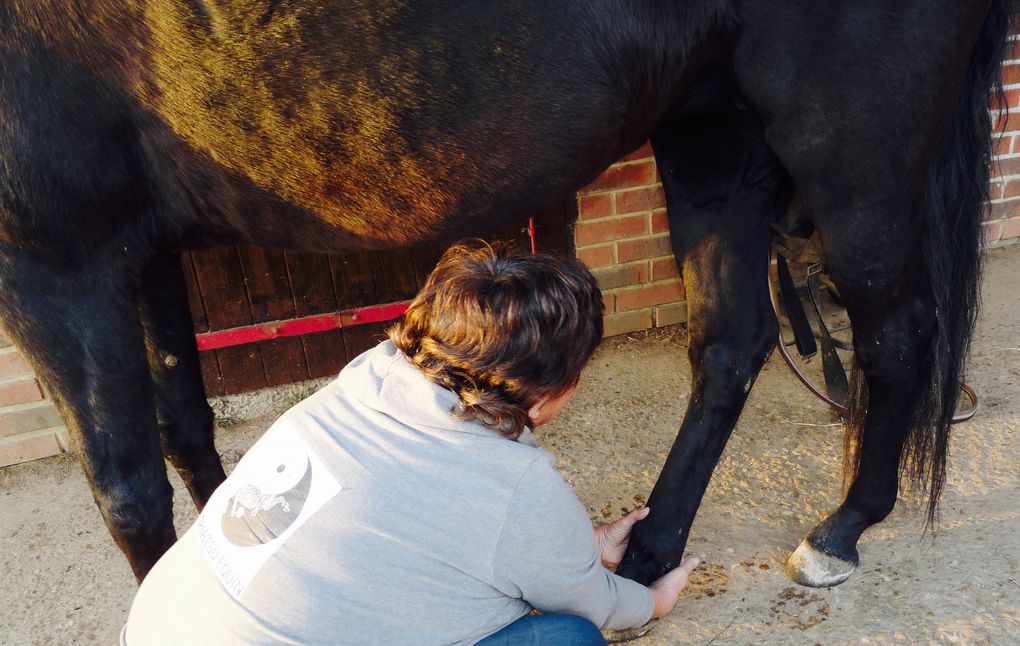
xmin=778 ymin=184 xmax=945 ymax=586
xmin=782 ymin=211 xmax=938 ymax=587
xmin=137 ymin=252 xmax=225 ymax=508
xmin=735 ymin=0 xmax=1001 ymax=587
xmin=0 ymin=249 xmax=175 ymax=581
xmin=616 ymin=105 xmax=787 ymax=585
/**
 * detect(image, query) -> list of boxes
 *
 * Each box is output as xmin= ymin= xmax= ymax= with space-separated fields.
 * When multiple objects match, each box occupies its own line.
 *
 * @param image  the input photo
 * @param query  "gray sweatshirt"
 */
xmin=124 ymin=340 xmax=654 ymax=645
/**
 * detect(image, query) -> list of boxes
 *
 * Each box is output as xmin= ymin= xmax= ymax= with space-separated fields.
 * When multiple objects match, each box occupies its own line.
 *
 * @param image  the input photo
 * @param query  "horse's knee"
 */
xmin=99 ymin=476 xmax=176 ymax=566
xmin=105 ymin=490 xmax=172 ymax=536
xmin=689 ymin=312 xmax=777 ymax=394
xmin=112 ymin=514 xmax=176 ymax=581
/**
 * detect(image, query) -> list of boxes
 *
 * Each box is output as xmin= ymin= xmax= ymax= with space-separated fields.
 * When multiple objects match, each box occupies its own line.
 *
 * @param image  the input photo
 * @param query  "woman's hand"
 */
xmin=649 ymin=558 xmax=700 ymax=618
xmin=593 ymin=507 xmax=650 ymax=569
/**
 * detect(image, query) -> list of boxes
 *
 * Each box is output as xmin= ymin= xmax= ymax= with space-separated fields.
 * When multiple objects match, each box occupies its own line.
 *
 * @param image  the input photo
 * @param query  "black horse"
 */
xmin=0 ymin=1 xmax=1011 ymax=587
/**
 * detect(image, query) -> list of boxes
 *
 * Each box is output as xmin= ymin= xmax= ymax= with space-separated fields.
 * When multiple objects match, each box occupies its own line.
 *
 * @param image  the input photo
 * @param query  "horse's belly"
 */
xmin=139 ymin=3 xmax=644 ymax=250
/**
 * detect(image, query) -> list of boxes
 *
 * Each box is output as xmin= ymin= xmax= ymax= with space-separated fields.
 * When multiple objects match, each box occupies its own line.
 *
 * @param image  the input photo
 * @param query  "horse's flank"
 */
xmin=1 ymin=1 xmax=733 ymax=254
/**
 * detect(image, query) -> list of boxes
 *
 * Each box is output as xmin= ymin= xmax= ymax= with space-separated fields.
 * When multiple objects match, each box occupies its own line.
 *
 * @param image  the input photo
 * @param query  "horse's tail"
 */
xmin=843 ymin=1 xmax=1015 ymax=526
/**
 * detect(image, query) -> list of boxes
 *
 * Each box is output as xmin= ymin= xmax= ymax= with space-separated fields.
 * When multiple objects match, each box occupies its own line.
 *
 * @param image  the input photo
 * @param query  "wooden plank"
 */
xmin=371 ymin=249 xmax=419 ymax=302
xmin=286 ymin=251 xmax=349 ymax=378
xmin=343 ymin=322 xmax=388 ymax=363
xmin=331 ymin=251 xmax=377 ymax=309
xmin=238 ymin=246 xmax=296 ymax=321
xmin=192 ymin=246 xmax=267 ymax=394
xmin=199 ymin=353 xmax=225 ymax=398
xmin=190 ymin=246 xmax=253 ymax=329
xmin=533 ymin=199 xmax=570 ymax=256
xmin=303 ymin=329 xmax=348 ymax=379
xmin=216 ymin=345 xmax=266 ymax=393
xmin=183 ymin=251 xmax=226 ymax=396
xmin=180 ymin=252 xmax=209 ymax=333
xmin=286 ymin=251 xmax=340 ymax=315
xmin=259 ymin=338 xmax=311 ymax=386
xmin=238 ymin=246 xmax=308 ymax=387
xmin=411 ymin=242 xmax=447 ymax=290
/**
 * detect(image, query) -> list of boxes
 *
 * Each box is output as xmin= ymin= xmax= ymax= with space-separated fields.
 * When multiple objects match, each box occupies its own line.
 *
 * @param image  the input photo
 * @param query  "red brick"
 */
xmin=992 ymin=155 xmax=1020 ymax=178
xmin=0 ymin=429 xmax=64 ymax=467
xmin=1005 ymin=88 xmax=1020 ymax=110
xmin=1001 ymin=178 xmax=1020 ymax=199
xmin=577 ymin=194 xmax=613 ymax=221
xmin=983 ymin=221 xmax=1002 ymax=243
xmin=989 ymin=199 xmax=1020 ymax=221
xmin=651 ymin=256 xmax=680 ymax=281
xmin=574 ymin=214 xmax=648 ymax=247
xmin=0 ymin=377 xmax=43 ymax=407
xmin=615 ymin=280 xmax=685 ymax=313
xmin=990 ymin=178 xmax=1006 ymax=200
xmin=651 ymin=208 xmax=669 ymax=234
xmin=0 ymin=347 xmax=33 ymax=380
xmin=591 ymin=261 xmax=649 ymax=291
xmin=616 ymin=186 xmax=667 ymax=214
xmin=1002 ymin=61 xmax=1020 ymax=86
xmin=576 ymin=244 xmax=615 ymax=269
xmin=993 ymin=134 xmax=1015 ymax=157
xmin=0 ymin=400 xmax=64 ymax=437
xmin=617 ymin=234 xmax=672 ymax=263
xmin=991 ymin=110 xmax=1008 ymax=131
xmin=602 ymin=309 xmax=653 ymax=337
xmin=619 ymin=141 xmax=654 ymax=163
xmin=55 ymin=427 xmax=71 ymax=452
xmin=654 ymin=303 xmax=688 ymax=327
xmin=579 ymin=161 xmax=655 ymax=194
xmin=1001 ymin=215 xmax=1020 ymax=239
xmin=602 ymin=293 xmax=616 ymax=315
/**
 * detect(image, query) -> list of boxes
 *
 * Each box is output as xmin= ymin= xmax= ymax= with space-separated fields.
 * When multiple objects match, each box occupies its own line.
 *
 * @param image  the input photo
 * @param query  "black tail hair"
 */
xmin=843 ymin=1 xmax=1015 ymax=526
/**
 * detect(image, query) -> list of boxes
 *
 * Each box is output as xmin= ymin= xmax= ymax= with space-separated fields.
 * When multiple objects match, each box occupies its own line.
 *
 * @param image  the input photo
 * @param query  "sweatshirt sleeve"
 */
xmin=490 ymin=454 xmax=655 ymax=631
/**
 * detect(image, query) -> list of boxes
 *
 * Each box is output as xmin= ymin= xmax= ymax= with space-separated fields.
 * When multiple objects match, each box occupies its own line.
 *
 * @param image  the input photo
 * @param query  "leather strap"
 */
xmin=776 ymin=254 xmax=817 ymax=358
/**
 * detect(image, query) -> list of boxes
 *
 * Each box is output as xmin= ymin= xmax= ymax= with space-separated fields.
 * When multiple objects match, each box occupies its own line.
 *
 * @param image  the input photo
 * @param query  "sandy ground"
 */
xmin=1 ymin=246 xmax=1018 ymax=646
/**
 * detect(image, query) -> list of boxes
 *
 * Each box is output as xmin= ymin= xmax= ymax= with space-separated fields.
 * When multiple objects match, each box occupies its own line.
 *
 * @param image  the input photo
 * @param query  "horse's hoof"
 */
xmin=603 ymin=620 xmax=655 ymax=643
xmin=785 ymin=539 xmax=856 ymax=587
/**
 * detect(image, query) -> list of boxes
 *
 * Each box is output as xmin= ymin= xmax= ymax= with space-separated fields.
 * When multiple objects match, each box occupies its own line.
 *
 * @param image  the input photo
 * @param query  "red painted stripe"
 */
xmin=195 ymin=301 xmax=411 ymax=351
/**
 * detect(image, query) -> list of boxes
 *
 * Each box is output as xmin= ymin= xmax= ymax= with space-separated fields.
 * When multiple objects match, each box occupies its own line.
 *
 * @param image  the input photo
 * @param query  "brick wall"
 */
xmin=0 ymin=330 xmax=68 ymax=467
xmin=987 ymin=51 xmax=1020 ymax=244
xmin=575 ymin=142 xmax=688 ymax=337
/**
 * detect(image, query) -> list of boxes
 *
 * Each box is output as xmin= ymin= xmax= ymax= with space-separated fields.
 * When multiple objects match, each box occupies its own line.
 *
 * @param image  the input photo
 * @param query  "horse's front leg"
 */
xmin=138 ymin=252 xmax=226 ymax=509
xmin=616 ymin=106 xmax=786 ymax=585
xmin=0 ymin=246 xmax=176 ymax=582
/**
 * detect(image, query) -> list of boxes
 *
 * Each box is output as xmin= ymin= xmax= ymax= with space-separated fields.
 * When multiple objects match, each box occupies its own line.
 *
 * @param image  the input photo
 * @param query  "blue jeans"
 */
xmin=476 ymin=614 xmax=607 ymax=646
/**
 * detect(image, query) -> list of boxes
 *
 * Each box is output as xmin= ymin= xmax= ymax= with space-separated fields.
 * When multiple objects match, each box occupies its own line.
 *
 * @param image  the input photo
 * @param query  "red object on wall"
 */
xmin=194 ymin=301 xmax=412 ymax=351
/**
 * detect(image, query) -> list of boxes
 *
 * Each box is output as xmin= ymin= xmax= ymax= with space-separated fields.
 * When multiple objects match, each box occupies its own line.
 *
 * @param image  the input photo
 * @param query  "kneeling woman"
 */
xmin=124 ymin=242 xmax=698 ymax=645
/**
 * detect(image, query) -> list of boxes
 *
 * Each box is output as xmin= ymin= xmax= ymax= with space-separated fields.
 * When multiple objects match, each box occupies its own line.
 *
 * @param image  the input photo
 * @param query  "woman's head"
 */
xmin=389 ymin=240 xmax=604 ymax=438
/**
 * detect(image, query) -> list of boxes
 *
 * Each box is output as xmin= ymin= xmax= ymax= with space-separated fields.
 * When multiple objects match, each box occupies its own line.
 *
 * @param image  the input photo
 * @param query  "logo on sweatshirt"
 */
xmin=194 ymin=422 xmax=342 ymax=599
xmin=220 ymin=440 xmax=312 ymax=546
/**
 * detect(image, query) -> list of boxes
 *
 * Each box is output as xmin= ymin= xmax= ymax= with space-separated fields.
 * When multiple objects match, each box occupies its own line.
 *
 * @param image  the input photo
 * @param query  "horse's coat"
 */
xmin=0 ymin=0 xmax=1011 ymax=587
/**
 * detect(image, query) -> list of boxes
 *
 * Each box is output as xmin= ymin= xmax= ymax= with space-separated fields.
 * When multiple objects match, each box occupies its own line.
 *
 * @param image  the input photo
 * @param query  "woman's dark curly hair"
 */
xmin=388 ymin=240 xmax=604 ymax=439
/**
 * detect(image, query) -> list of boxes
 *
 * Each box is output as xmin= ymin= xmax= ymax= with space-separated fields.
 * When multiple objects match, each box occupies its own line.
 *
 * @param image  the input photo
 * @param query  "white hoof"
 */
xmin=785 ymin=539 xmax=856 ymax=587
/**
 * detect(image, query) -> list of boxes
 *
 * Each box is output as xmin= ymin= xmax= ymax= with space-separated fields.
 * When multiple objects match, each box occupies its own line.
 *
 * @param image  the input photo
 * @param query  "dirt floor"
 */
xmin=2 ymin=245 xmax=1018 ymax=646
